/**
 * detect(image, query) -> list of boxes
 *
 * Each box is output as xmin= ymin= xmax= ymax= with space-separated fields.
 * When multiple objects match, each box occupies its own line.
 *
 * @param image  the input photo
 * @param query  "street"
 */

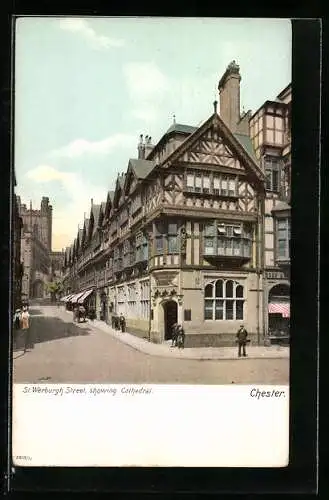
xmin=13 ymin=306 xmax=289 ymax=384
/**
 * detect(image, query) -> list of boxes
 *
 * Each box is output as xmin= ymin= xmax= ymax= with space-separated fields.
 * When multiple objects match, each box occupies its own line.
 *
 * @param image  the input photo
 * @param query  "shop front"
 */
xmin=267 ymin=282 xmax=290 ymax=344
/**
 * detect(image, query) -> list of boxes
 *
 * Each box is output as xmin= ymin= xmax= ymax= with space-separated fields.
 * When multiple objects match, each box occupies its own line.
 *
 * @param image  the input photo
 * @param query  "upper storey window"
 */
xmin=186 ymin=171 xmax=237 ymax=197
xmin=276 ymin=217 xmax=290 ymax=261
xmin=154 ymin=221 xmax=179 ymax=255
xmin=264 ymin=157 xmax=280 ymax=192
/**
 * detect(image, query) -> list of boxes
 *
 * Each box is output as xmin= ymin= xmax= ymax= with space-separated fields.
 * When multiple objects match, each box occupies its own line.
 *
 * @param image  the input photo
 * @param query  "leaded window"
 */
xmin=276 ymin=217 xmax=290 ymax=260
xmin=204 ymin=279 xmax=245 ymax=320
xmin=265 ymin=157 xmax=280 ymax=192
xmin=203 ymin=221 xmax=252 ymax=258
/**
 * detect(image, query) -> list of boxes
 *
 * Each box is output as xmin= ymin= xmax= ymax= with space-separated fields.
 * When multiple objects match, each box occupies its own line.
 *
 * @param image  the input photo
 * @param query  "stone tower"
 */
xmin=40 ymin=196 xmax=53 ymax=251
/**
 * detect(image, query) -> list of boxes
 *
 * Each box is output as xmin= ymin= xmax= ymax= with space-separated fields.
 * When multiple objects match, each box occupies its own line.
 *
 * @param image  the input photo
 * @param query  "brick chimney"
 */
xmin=144 ymin=135 xmax=154 ymax=158
xmin=218 ymin=60 xmax=241 ymax=133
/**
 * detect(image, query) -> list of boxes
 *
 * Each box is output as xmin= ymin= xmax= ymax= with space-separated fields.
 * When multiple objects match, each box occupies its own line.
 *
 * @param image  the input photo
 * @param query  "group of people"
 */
xmin=112 ymin=314 xmax=126 ymax=332
xmin=171 ymin=323 xmax=185 ymax=349
xmin=13 ymin=304 xmax=31 ymax=353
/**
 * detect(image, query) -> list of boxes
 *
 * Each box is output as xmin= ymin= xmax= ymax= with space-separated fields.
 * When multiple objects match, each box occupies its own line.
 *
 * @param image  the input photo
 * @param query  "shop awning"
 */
xmin=70 ymin=292 xmax=86 ymax=304
xmin=268 ymin=302 xmax=290 ymax=318
xmin=78 ymin=289 xmax=94 ymax=304
xmin=61 ymin=294 xmax=72 ymax=302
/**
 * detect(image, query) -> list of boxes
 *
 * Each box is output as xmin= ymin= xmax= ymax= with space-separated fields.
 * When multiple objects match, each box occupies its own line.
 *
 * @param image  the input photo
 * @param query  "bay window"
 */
xmin=154 ymin=220 xmax=179 ymax=255
xmin=276 ymin=217 xmax=290 ymax=260
xmin=203 ymin=221 xmax=252 ymax=258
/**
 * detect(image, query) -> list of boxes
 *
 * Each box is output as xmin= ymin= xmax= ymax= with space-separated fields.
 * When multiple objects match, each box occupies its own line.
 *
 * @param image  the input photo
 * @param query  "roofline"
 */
xmin=276 ymin=82 xmax=292 ymax=100
xmin=250 ymin=99 xmax=287 ymax=121
xmin=146 ymin=127 xmax=196 ymax=161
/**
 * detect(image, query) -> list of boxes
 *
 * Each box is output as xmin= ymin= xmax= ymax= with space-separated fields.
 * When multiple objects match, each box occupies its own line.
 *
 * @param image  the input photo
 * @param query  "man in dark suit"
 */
xmin=236 ymin=324 xmax=248 ymax=357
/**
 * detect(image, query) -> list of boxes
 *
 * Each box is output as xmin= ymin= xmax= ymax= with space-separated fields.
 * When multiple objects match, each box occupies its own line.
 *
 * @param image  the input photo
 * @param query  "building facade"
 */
xmin=12 ymin=170 xmax=23 ymax=312
xmin=249 ymin=83 xmax=291 ymax=339
xmin=62 ymin=62 xmax=291 ymax=346
xmin=50 ymin=251 xmax=65 ymax=280
xmin=18 ymin=198 xmax=53 ymax=300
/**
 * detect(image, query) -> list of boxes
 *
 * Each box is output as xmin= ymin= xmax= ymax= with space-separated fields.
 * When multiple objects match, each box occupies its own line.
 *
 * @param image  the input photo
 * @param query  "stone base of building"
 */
xmin=127 ymin=329 xmax=264 ymax=347
xmin=183 ymin=333 xmax=262 ymax=348
xmin=127 ymin=326 xmax=150 ymax=341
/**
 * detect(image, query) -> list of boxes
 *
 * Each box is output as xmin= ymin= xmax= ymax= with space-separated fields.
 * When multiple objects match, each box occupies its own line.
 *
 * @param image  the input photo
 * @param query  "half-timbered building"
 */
xmin=249 ymin=83 xmax=291 ymax=340
xmin=62 ymin=61 xmax=291 ymax=346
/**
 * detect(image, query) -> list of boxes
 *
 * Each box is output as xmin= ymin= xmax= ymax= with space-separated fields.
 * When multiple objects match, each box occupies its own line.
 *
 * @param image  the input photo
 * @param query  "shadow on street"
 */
xmin=13 ymin=315 xmax=92 ymax=352
xmin=28 ymin=309 xmax=43 ymax=316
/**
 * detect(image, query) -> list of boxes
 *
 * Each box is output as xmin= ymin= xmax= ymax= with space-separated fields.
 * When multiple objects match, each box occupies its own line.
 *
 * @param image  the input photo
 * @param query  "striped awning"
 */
xmin=70 ymin=292 xmax=86 ymax=304
xmin=61 ymin=294 xmax=72 ymax=302
xmin=78 ymin=289 xmax=94 ymax=304
xmin=268 ymin=302 xmax=290 ymax=318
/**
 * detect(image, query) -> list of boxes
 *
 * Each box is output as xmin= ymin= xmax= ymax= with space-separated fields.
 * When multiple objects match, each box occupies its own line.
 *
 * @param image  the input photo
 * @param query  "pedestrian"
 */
xmin=13 ymin=308 xmax=21 ymax=330
xmin=171 ymin=322 xmax=178 ymax=347
xmin=21 ymin=306 xmax=31 ymax=353
xmin=13 ymin=308 xmax=21 ymax=349
xmin=79 ymin=305 xmax=86 ymax=322
xmin=236 ymin=324 xmax=248 ymax=357
xmin=119 ymin=314 xmax=126 ymax=332
xmin=176 ymin=325 xmax=185 ymax=349
xmin=73 ymin=305 xmax=78 ymax=323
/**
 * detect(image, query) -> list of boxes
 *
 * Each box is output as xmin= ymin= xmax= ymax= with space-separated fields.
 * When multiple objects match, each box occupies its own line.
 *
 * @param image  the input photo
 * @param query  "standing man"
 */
xmin=236 ymin=324 xmax=248 ymax=357
xmin=119 ymin=314 xmax=126 ymax=332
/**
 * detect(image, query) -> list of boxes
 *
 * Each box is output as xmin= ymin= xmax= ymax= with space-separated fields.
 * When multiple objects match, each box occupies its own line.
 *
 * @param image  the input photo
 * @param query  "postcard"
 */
xmin=12 ymin=16 xmax=291 ymax=468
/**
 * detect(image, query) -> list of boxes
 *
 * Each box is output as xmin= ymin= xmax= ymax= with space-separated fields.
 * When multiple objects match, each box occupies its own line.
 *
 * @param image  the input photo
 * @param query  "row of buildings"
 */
xmin=61 ymin=61 xmax=291 ymax=347
xmin=12 ymin=191 xmax=65 ymax=306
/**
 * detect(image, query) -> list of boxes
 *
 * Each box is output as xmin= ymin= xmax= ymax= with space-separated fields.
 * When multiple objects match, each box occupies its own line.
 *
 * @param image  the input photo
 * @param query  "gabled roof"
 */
xmin=146 ymin=123 xmax=198 ymax=161
xmin=165 ymin=123 xmax=197 ymax=135
xmin=128 ymin=158 xmax=155 ymax=179
xmin=113 ymin=174 xmax=126 ymax=208
xmin=82 ymin=219 xmax=90 ymax=243
xmin=91 ymin=204 xmax=101 ymax=232
xmin=118 ymin=173 xmax=126 ymax=190
xmin=162 ymin=111 xmax=265 ymax=186
xmin=233 ymin=133 xmax=259 ymax=165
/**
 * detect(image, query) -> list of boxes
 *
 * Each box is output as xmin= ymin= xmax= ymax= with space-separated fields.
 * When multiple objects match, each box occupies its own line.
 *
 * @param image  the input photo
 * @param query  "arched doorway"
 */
xmin=163 ymin=300 xmax=178 ymax=340
xmin=32 ymin=279 xmax=44 ymax=298
xmin=268 ymin=283 xmax=290 ymax=338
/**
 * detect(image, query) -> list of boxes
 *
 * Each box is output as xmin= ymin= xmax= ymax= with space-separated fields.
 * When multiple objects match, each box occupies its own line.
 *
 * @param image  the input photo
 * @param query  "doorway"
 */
xmin=163 ymin=300 xmax=178 ymax=340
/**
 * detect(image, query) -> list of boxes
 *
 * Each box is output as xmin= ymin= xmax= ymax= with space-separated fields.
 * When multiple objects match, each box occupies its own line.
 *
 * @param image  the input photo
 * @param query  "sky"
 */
xmin=15 ymin=17 xmax=291 ymax=251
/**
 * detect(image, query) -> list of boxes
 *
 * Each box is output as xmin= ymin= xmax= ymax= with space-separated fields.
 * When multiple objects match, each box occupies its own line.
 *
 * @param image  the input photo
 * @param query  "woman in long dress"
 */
xmin=21 ymin=307 xmax=31 ymax=353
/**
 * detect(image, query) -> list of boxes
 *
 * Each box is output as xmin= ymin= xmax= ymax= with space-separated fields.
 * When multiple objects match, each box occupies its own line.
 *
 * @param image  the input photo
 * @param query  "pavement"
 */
xmin=13 ymin=305 xmax=289 ymax=384
xmin=63 ymin=309 xmax=289 ymax=361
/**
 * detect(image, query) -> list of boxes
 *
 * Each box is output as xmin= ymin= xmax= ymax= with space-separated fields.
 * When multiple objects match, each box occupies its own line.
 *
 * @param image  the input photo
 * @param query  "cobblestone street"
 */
xmin=13 ymin=306 xmax=289 ymax=385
